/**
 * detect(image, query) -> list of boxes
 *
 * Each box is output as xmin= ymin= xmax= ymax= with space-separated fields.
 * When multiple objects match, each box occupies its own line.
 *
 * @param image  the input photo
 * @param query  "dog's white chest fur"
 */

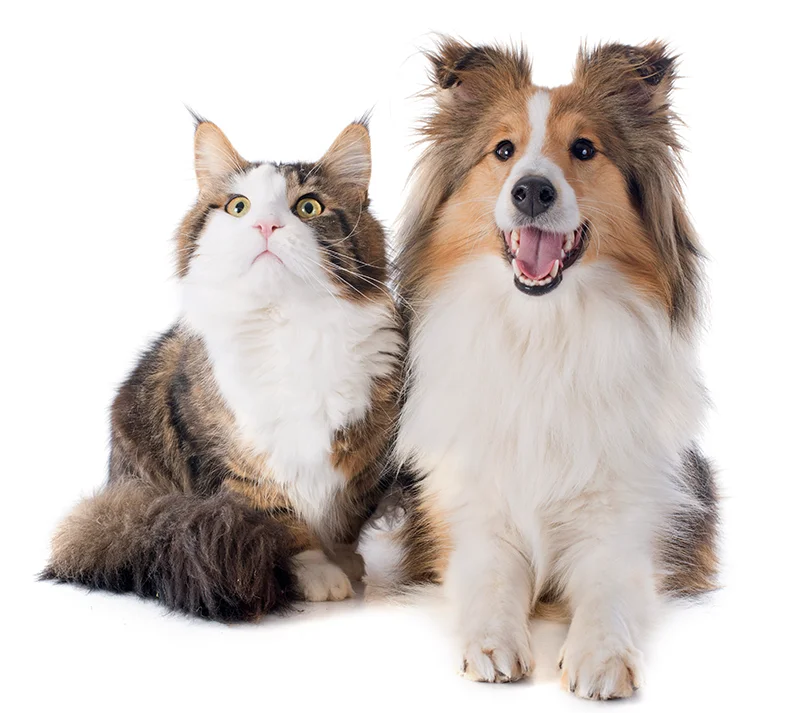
xmin=184 ymin=292 xmax=396 ymax=524
xmin=399 ymin=255 xmax=703 ymax=548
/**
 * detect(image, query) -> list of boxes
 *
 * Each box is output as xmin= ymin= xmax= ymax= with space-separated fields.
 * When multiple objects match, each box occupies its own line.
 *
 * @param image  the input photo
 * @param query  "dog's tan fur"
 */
xmin=396 ymin=37 xmax=717 ymax=601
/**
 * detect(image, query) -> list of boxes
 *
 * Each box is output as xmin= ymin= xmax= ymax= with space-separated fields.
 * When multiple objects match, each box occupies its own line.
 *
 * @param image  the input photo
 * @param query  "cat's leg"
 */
xmin=277 ymin=517 xmax=355 ymax=602
xmin=448 ymin=507 xmax=534 ymax=683
xmin=328 ymin=541 xmax=365 ymax=582
xmin=557 ymin=493 xmax=655 ymax=700
xmin=326 ymin=458 xmax=400 ymax=586
xmin=223 ymin=479 xmax=354 ymax=602
xmin=291 ymin=550 xmax=354 ymax=602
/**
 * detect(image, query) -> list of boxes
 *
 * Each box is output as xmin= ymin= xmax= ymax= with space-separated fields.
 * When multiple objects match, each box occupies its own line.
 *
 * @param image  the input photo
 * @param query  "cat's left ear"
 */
xmin=193 ymin=120 xmax=247 ymax=193
xmin=320 ymin=122 xmax=371 ymax=200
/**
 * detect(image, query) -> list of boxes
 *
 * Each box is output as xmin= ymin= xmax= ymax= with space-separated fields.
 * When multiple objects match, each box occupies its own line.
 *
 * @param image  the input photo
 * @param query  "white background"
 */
xmin=2 ymin=1 xmax=797 ymax=710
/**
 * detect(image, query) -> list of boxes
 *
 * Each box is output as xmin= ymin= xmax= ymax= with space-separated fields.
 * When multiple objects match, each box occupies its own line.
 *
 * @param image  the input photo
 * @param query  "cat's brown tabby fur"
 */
xmin=43 ymin=118 xmax=403 ymax=621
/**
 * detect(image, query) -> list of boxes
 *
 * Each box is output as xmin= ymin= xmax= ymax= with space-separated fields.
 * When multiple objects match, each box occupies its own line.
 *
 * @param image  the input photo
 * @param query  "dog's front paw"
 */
xmin=460 ymin=628 xmax=533 ymax=683
xmin=292 ymin=550 xmax=354 ymax=602
xmin=559 ymin=631 xmax=643 ymax=700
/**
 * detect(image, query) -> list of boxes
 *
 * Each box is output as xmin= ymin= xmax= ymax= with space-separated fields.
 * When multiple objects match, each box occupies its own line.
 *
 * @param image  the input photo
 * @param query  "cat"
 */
xmin=43 ymin=116 xmax=404 ymax=621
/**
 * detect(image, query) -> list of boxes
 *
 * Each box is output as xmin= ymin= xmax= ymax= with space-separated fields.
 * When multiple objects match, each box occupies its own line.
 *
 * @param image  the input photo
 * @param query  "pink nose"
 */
xmin=253 ymin=220 xmax=282 ymax=238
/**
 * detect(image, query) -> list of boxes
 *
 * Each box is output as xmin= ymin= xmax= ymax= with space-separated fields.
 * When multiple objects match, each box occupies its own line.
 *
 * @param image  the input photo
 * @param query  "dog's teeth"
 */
xmin=564 ymin=234 xmax=574 ymax=252
xmin=511 ymin=229 xmax=520 ymax=253
xmin=560 ymin=249 xmax=566 ymax=259
xmin=514 ymin=260 xmax=560 ymax=289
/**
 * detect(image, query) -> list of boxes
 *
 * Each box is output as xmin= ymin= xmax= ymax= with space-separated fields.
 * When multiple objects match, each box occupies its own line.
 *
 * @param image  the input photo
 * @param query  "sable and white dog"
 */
xmin=393 ymin=39 xmax=719 ymax=700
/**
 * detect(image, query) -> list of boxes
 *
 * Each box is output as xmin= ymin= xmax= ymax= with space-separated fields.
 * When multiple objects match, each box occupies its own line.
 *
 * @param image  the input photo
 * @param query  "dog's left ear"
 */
xmin=578 ymin=41 xmax=677 ymax=106
xmin=624 ymin=41 xmax=677 ymax=92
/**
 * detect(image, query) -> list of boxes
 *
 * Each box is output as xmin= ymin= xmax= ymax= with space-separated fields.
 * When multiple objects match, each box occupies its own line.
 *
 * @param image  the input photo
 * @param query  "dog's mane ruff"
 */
xmin=396 ymin=38 xmax=532 ymax=307
xmin=392 ymin=41 xmax=717 ymax=690
xmin=575 ymin=41 xmax=705 ymax=332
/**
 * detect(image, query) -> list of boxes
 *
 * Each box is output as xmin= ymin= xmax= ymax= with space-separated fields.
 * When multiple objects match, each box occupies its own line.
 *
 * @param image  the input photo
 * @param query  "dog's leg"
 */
xmin=448 ymin=510 xmax=534 ymax=683
xmin=557 ymin=496 xmax=655 ymax=700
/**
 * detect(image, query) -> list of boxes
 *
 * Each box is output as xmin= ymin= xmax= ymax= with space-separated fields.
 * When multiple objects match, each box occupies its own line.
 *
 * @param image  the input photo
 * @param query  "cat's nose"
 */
xmin=253 ymin=220 xmax=283 ymax=238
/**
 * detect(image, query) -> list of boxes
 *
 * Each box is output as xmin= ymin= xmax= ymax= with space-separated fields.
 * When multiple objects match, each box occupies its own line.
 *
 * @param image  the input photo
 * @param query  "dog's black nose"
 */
xmin=511 ymin=176 xmax=556 ymax=218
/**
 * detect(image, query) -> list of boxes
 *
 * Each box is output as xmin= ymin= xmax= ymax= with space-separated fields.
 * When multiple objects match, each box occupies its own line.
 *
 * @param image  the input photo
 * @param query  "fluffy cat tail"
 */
xmin=41 ymin=481 xmax=295 ymax=621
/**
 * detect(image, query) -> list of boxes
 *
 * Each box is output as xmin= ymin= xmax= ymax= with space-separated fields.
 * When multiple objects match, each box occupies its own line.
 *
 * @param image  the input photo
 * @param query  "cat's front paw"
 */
xmin=559 ymin=631 xmax=643 ymax=700
xmin=460 ymin=627 xmax=533 ymax=683
xmin=292 ymin=550 xmax=354 ymax=602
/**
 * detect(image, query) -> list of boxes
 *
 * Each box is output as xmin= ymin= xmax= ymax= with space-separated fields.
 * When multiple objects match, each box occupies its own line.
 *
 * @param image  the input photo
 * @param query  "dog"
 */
xmin=392 ymin=38 xmax=719 ymax=700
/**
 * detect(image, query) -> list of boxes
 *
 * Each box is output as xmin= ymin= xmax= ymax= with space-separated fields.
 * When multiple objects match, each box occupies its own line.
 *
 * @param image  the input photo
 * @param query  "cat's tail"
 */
xmin=41 ymin=481 xmax=295 ymax=621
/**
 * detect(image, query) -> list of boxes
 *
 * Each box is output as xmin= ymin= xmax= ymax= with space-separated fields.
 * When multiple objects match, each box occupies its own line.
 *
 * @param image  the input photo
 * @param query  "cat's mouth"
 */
xmin=252 ymin=249 xmax=283 ymax=266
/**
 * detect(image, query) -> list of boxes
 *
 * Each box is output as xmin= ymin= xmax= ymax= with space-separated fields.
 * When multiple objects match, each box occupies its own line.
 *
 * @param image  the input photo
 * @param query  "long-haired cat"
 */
xmin=43 ymin=117 xmax=403 ymax=621
xmin=393 ymin=39 xmax=718 ymax=699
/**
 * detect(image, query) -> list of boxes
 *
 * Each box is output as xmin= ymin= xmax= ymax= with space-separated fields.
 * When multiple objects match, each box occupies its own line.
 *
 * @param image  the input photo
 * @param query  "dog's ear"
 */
xmin=424 ymin=36 xmax=531 ymax=101
xmin=625 ymin=41 xmax=677 ymax=89
xmin=426 ymin=37 xmax=494 ymax=90
xmin=577 ymin=41 xmax=678 ymax=106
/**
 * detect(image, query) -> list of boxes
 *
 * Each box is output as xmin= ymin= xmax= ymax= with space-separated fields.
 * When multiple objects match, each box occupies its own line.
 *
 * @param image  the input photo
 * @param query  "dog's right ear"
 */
xmin=424 ymin=36 xmax=531 ymax=101
xmin=426 ymin=37 xmax=493 ymax=90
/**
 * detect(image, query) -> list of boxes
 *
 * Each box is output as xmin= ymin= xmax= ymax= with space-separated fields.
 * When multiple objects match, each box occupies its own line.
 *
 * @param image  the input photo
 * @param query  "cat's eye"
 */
xmin=494 ymin=140 xmax=515 ymax=161
xmin=295 ymin=196 xmax=324 ymax=219
xmin=570 ymin=138 xmax=596 ymax=161
xmin=225 ymin=195 xmax=251 ymax=217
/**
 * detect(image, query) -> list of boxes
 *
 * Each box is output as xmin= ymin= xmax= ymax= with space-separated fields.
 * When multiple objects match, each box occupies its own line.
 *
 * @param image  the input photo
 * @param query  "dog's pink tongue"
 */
xmin=516 ymin=227 xmax=563 ymax=280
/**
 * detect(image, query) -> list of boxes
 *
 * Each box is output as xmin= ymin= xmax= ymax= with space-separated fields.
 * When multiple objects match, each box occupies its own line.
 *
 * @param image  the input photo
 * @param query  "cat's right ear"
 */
xmin=193 ymin=120 xmax=247 ymax=193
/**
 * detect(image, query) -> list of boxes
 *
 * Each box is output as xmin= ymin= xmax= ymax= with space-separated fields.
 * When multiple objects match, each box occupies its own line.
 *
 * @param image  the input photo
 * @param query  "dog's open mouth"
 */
xmin=503 ymin=223 xmax=588 ymax=295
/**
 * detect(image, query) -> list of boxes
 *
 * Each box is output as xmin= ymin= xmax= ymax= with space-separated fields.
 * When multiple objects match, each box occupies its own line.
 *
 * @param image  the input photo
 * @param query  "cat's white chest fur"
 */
xmin=183 ymin=289 xmax=397 ymax=526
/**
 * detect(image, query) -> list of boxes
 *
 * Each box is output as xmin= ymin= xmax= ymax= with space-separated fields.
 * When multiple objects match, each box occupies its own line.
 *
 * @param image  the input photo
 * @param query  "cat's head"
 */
xmin=178 ymin=118 xmax=387 ymax=309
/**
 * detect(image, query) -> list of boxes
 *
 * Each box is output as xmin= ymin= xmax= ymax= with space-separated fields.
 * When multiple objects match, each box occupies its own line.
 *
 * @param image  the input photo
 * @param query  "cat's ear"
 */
xmin=320 ymin=122 xmax=371 ymax=199
xmin=193 ymin=120 xmax=247 ymax=193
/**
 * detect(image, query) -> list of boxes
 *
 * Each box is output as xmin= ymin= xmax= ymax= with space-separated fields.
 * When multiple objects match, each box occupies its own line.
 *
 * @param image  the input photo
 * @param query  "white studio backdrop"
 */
xmin=1 ymin=1 xmax=797 ymax=711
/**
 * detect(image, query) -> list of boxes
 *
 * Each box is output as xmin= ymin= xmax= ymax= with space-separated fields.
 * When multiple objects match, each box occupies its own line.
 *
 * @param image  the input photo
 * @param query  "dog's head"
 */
xmin=401 ymin=38 xmax=701 ymax=327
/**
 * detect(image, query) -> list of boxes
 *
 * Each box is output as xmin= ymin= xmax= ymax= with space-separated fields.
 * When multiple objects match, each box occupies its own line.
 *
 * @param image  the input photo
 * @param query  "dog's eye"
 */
xmin=570 ymin=139 xmax=596 ymax=161
xmin=494 ymin=140 xmax=515 ymax=162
